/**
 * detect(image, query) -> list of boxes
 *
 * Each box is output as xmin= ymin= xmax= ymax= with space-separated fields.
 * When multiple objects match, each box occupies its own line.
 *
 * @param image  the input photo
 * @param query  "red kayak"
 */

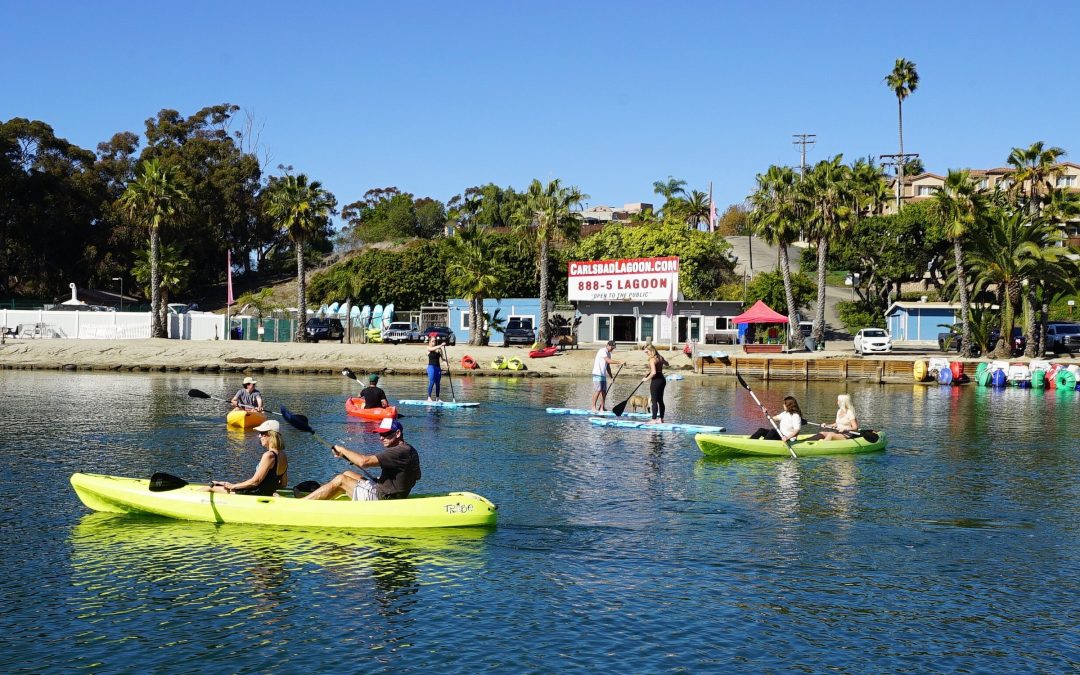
xmin=529 ymin=346 xmax=558 ymax=358
xmin=344 ymin=399 xmax=398 ymax=420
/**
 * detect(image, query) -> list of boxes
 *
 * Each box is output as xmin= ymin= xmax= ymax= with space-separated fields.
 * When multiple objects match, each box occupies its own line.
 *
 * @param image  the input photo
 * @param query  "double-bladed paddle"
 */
xmin=803 ymin=420 xmax=879 ymax=443
xmin=149 ymin=471 xmax=322 ymax=494
xmin=735 ymin=373 xmax=797 ymax=458
xmin=279 ymin=405 xmax=378 ymax=482
xmin=187 ymin=388 xmax=279 ymax=416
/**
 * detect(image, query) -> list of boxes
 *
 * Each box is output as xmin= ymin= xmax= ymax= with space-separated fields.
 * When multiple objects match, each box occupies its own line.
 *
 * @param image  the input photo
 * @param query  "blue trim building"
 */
xmin=447 ymin=298 xmax=543 ymax=346
xmin=885 ymin=301 xmax=959 ymax=342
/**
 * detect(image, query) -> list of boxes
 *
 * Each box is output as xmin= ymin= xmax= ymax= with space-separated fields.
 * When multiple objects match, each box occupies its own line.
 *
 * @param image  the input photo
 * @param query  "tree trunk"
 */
xmin=1023 ymin=285 xmax=1038 ymax=358
xmin=150 ymin=227 xmax=164 ymax=338
xmin=295 ymin=238 xmax=307 ymax=342
xmin=992 ymin=280 xmax=1018 ymax=359
xmin=471 ymin=296 xmax=482 ymax=346
xmin=1038 ymin=284 xmax=1050 ymax=355
xmin=812 ymin=237 xmax=828 ymax=344
xmin=538 ymin=235 xmax=550 ymax=344
xmin=954 ymin=238 xmax=974 ymax=357
xmin=779 ymin=245 xmax=800 ymax=348
xmin=896 ymin=98 xmax=904 ymax=212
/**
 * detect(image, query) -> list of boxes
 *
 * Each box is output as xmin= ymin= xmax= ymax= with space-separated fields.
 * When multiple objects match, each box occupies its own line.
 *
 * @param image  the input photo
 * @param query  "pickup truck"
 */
xmin=1045 ymin=322 xmax=1080 ymax=354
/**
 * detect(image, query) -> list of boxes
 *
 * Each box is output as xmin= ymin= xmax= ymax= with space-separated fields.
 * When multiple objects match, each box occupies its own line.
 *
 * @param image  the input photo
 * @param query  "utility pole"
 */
xmin=792 ymin=134 xmax=816 ymax=174
xmin=880 ymin=152 xmax=919 ymax=212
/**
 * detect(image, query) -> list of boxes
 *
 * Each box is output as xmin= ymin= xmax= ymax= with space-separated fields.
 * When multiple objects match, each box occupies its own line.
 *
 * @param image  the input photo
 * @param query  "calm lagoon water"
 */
xmin=0 ymin=369 xmax=1077 ymax=672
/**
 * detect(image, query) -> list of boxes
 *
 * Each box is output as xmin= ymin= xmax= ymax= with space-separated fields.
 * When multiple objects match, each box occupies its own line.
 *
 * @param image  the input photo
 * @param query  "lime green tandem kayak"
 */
xmin=695 ymin=432 xmax=888 ymax=458
xmin=70 ymin=473 xmax=498 ymax=529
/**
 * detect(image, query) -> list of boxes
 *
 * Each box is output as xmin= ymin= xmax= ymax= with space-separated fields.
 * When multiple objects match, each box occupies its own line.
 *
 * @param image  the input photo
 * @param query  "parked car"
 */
xmin=422 ymin=325 xmax=456 ymax=346
xmin=382 ymin=321 xmax=421 ymax=345
xmin=938 ymin=325 xmax=1024 ymax=356
xmin=305 ymin=318 xmax=345 ymax=343
xmin=853 ymin=328 xmax=892 ymax=355
xmin=1045 ymin=321 xmax=1080 ymax=354
xmin=503 ymin=318 xmax=535 ymax=346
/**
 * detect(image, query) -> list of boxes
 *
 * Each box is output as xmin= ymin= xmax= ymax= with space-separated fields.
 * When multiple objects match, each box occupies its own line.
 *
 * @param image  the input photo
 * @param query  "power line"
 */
xmin=792 ymin=134 xmax=816 ymax=174
xmin=879 ymin=152 xmax=920 ymax=211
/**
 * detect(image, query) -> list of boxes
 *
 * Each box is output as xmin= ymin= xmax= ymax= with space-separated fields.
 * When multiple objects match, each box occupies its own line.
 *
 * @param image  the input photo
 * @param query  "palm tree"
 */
xmin=683 ymin=190 xmax=711 ymax=229
xmin=1006 ymin=142 xmax=1067 ymax=216
xmin=652 ymin=176 xmax=687 ymax=217
xmin=884 ymin=58 xmax=919 ymax=211
xmin=118 ymin=158 xmax=189 ymax=338
xmin=851 ymin=158 xmax=890 ymax=216
xmin=930 ymin=170 xmax=986 ymax=357
xmin=264 ymin=174 xmax=336 ymax=341
xmin=513 ymin=179 xmax=588 ymax=344
xmin=132 ymin=243 xmax=190 ymax=331
xmin=446 ymin=224 xmax=511 ymax=346
xmin=802 ymin=156 xmax=853 ymax=345
xmin=748 ymin=165 xmax=804 ymax=348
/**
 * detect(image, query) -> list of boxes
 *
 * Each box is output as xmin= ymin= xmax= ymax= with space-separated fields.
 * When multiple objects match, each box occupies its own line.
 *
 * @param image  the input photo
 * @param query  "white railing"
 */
xmin=1 ymin=309 xmax=225 ymax=341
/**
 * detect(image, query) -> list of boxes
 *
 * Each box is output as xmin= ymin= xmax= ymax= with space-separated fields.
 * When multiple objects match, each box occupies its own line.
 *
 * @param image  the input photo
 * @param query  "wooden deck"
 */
xmin=698 ymin=355 xmax=915 ymax=383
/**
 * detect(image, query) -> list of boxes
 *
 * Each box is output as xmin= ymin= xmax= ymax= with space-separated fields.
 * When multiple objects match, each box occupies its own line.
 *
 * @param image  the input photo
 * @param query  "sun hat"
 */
xmin=243 ymin=376 xmax=258 ymax=385
xmin=253 ymin=420 xmax=279 ymax=433
xmin=372 ymin=418 xmax=403 ymax=435
xmin=368 ymin=373 xmax=380 ymax=383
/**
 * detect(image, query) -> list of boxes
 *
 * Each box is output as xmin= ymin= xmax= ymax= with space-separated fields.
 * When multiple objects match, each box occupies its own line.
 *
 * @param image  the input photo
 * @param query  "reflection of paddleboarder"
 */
xmin=590 ymin=340 xmax=623 ymax=412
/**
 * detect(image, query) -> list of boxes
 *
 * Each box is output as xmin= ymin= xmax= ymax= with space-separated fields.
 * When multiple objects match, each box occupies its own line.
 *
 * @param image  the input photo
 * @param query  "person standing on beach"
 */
xmin=230 ymin=376 xmax=264 ymax=412
xmin=591 ymin=340 xmax=623 ymax=412
xmin=426 ymin=335 xmax=445 ymax=401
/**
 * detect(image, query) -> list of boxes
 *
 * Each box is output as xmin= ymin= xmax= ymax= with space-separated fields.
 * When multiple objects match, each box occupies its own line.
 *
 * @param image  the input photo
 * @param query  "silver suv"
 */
xmin=382 ymin=321 xmax=421 ymax=344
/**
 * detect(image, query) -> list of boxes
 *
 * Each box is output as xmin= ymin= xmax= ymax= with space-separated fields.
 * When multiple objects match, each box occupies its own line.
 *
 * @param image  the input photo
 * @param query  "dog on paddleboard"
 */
xmin=628 ymin=394 xmax=651 ymax=412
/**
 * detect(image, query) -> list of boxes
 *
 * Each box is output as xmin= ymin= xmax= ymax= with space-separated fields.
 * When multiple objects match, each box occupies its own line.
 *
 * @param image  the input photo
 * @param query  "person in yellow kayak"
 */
xmin=207 ymin=420 xmax=289 ymax=495
xmin=357 ymin=373 xmax=390 ymax=409
xmin=230 ymin=376 xmax=264 ymax=412
xmin=303 ymin=418 xmax=420 ymax=501
xmin=807 ymin=394 xmax=859 ymax=441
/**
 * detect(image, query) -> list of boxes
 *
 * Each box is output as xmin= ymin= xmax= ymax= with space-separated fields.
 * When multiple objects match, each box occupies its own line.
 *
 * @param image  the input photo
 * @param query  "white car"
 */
xmin=854 ymin=328 xmax=892 ymax=355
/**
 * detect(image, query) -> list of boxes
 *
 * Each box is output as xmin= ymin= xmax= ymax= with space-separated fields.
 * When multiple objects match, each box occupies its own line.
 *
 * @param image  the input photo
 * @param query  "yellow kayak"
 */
xmin=70 ymin=473 xmax=498 ymax=529
xmin=226 ymin=408 xmax=266 ymax=429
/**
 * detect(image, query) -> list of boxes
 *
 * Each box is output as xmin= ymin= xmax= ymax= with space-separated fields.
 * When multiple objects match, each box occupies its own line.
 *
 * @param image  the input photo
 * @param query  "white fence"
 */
xmin=1 ymin=310 xmax=226 ymax=341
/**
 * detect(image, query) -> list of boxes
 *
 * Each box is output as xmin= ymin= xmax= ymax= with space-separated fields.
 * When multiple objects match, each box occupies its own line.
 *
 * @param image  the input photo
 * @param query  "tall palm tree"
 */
xmin=930 ymin=170 xmax=986 ymax=357
xmin=264 ymin=174 xmax=336 ymax=341
xmin=446 ymin=224 xmax=511 ymax=346
xmin=652 ymin=176 xmax=687 ymax=217
xmin=132 ymin=243 xmax=190 ymax=331
xmin=1006 ymin=141 xmax=1067 ymax=216
xmin=683 ymin=190 xmax=711 ymax=229
xmin=802 ymin=156 xmax=853 ymax=344
xmin=118 ymin=158 xmax=189 ymax=338
xmin=513 ymin=179 xmax=588 ymax=345
xmin=748 ymin=165 xmax=804 ymax=348
xmin=884 ymin=58 xmax=919 ymax=211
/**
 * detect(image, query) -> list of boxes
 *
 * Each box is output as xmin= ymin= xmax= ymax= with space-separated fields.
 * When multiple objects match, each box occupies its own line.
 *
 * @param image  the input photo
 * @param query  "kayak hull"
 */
xmin=70 ymin=473 xmax=497 ymax=529
xmin=545 ymin=407 xmax=651 ymax=420
xmin=589 ymin=418 xmax=725 ymax=433
xmin=344 ymin=399 xmax=398 ymax=420
xmin=226 ymin=409 xmax=266 ymax=429
xmin=529 ymin=347 xmax=558 ymax=358
xmin=696 ymin=432 xmax=888 ymax=458
xmin=398 ymin=400 xmax=480 ymax=408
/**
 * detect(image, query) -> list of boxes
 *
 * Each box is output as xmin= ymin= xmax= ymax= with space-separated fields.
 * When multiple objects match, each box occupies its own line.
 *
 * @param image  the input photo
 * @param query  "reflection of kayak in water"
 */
xmin=71 ymin=473 xmax=497 ymax=529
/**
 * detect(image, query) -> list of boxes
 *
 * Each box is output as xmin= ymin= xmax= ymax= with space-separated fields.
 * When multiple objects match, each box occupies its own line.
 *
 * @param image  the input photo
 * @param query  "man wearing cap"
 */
xmin=590 ymin=340 xmax=623 ymax=413
xmin=303 ymin=417 xmax=420 ymax=502
xmin=357 ymin=373 xmax=390 ymax=409
xmin=231 ymin=376 xmax=264 ymax=412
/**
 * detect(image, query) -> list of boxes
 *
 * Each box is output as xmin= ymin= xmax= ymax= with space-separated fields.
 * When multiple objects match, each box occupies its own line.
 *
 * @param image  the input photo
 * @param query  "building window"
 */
xmin=640 ymin=316 xmax=654 ymax=340
xmin=715 ymin=317 xmax=732 ymax=331
xmin=597 ymin=316 xmax=611 ymax=342
xmin=917 ymin=186 xmax=937 ymax=196
xmin=1056 ymin=175 xmax=1077 ymax=188
xmin=461 ymin=312 xmax=470 ymax=329
xmin=977 ymin=178 xmax=989 ymax=190
xmin=999 ymin=178 xmax=1013 ymax=190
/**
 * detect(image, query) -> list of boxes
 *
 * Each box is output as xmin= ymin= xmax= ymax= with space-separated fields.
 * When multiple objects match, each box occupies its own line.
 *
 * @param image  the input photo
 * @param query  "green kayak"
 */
xmin=695 ymin=432 xmax=887 ymax=458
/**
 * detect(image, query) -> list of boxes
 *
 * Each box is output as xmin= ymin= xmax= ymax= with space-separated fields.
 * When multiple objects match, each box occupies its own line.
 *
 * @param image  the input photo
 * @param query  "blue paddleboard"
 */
xmin=546 ymin=407 xmax=652 ymax=420
xmin=588 ymin=417 xmax=725 ymax=433
xmin=398 ymin=399 xmax=480 ymax=408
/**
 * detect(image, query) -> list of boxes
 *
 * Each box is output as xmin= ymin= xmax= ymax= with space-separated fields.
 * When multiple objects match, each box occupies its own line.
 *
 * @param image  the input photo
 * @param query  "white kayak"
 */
xmin=398 ymin=400 xmax=480 ymax=408
xmin=546 ymin=407 xmax=651 ymax=419
xmin=588 ymin=417 xmax=725 ymax=433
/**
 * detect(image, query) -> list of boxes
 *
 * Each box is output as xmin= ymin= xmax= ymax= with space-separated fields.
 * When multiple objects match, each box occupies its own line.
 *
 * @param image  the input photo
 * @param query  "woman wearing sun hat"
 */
xmin=207 ymin=420 xmax=289 ymax=495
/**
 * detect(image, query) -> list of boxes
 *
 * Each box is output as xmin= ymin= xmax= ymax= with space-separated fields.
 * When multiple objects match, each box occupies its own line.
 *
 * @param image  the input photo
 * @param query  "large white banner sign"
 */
xmin=567 ymin=256 xmax=680 ymax=302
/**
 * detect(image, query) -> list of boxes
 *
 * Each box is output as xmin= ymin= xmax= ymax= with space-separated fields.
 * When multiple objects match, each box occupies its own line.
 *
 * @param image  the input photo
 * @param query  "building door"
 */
xmin=677 ymin=316 xmax=701 ymax=343
xmin=613 ymin=315 xmax=636 ymax=342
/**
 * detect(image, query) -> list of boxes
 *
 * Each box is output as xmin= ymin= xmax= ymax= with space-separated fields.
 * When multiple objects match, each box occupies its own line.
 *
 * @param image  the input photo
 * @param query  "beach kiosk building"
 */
xmin=447 ymin=298 xmax=543 ymax=346
xmin=885 ymin=301 xmax=960 ymax=344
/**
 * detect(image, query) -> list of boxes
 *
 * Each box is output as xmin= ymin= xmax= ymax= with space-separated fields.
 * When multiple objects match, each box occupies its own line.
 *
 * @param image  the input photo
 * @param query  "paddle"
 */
xmin=442 ymin=345 xmax=458 ymax=402
xmin=611 ymin=377 xmax=645 ymax=418
xmin=735 ymin=373 xmax=797 ymax=458
xmin=150 ymin=471 xmax=324 ymax=495
xmin=340 ymin=368 xmax=399 ymax=414
xmin=187 ymin=388 xmax=279 ymax=416
xmin=279 ymin=405 xmax=378 ymax=482
xmin=804 ymin=421 xmax=879 ymax=443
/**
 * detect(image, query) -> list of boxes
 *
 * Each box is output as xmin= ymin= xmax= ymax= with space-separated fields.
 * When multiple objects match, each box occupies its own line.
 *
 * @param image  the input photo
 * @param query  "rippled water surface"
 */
xmin=1 ymin=369 xmax=1077 ymax=672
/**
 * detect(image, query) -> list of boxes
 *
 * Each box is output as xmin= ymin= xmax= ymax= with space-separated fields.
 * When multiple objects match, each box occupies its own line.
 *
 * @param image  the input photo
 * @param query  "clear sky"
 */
xmin=4 ymin=1 xmax=1078 ymax=219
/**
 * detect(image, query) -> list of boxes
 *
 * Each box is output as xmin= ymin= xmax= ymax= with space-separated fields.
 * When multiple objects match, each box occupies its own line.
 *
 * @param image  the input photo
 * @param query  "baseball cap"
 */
xmin=368 ymin=373 xmax=380 ymax=383
xmin=372 ymin=417 xmax=403 ymax=435
xmin=242 ymin=376 xmax=258 ymax=385
xmin=253 ymin=419 xmax=279 ymax=433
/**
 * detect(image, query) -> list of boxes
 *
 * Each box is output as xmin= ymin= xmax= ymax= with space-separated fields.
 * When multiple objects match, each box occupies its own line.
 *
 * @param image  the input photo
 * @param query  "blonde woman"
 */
xmin=811 ymin=394 xmax=859 ymax=441
xmin=207 ymin=421 xmax=289 ymax=495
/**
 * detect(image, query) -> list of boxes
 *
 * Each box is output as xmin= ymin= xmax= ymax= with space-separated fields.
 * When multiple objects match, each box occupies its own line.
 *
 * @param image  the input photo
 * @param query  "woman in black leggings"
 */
xmin=642 ymin=346 xmax=668 ymax=423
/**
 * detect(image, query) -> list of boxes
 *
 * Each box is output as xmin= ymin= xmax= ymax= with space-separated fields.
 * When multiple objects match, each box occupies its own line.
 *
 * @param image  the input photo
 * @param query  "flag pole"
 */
xmin=226 ymin=250 xmax=233 ymax=341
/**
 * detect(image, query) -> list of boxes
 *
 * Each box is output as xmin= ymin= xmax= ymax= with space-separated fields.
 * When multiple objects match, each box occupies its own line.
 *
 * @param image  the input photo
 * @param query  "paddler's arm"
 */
xmin=332 ymin=444 xmax=380 ymax=469
xmin=216 ymin=450 xmax=275 ymax=492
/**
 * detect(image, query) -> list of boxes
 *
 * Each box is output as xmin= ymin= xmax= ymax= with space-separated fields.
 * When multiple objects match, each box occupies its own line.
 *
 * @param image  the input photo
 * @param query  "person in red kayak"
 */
xmin=303 ymin=418 xmax=420 ymax=501
xmin=357 ymin=373 xmax=389 ymax=409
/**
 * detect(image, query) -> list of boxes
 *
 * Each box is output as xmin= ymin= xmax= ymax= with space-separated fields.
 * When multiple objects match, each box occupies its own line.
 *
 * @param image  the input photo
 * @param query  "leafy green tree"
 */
xmin=446 ymin=225 xmax=512 ymax=345
xmin=802 ymin=156 xmax=853 ymax=343
xmin=745 ymin=270 xmax=815 ymax=317
xmin=448 ymin=184 xmax=522 ymax=229
xmin=514 ymin=179 xmax=587 ymax=343
xmin=118 ymin=158 xmax=189 ymax=337
xmin=652 ymin=176 xmax=687 ymax=217
xmin=884 ymin=58 xmax=919 ymax=210
xmin=264 ymin=174 xmax=337 ymax=340
xmin=682 ymin=190 xmax=711 ymax=229
xmin=748 ymin=165 xmax=804 ymax=346
xmin=930 ymin=170 xmax=987 ymax=356
xmin=132 ymin=243 xmax=190 ymax=328
xmin=1006 ymin=141 xmax=1066 ymax=216
xmin=715 ymin=203 xmax=749 ymax=235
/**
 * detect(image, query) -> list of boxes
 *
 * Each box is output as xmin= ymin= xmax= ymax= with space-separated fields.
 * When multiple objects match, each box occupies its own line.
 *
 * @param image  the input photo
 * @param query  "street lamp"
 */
xmin=112 ymin=277 xmax=123 ymax=312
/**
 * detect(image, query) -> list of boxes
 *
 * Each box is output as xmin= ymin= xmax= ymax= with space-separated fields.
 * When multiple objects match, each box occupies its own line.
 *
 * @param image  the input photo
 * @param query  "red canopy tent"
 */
xmin=731 ymin=300 xmax=789 ymax=324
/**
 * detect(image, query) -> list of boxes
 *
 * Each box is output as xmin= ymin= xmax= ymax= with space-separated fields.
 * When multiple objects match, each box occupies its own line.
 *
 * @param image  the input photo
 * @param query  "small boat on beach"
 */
xmin=695 ymin=432 xmax=887 ymax=458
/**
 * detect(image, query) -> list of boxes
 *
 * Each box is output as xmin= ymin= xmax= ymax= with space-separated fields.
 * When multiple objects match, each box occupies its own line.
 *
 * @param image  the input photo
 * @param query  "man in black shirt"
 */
xmin=302 ymin=418 xmax=421 ymax=501
xmin=358 ymin=373 xmax=389 ymax=409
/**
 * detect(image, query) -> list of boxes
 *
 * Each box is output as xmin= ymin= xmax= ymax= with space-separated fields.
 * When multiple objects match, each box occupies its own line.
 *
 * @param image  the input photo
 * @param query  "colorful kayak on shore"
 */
xmin=398 ymin=400 xmax=480 ymax=408
xmin=695 ymin=432 xmax=888 ymax=458
xmin=545 ymin=407 xmax=651 ymax=419
xmin=70 ymin=473 xmax=497 ymax=529
xmin=589 ymin=418 xmax=725 ymax=433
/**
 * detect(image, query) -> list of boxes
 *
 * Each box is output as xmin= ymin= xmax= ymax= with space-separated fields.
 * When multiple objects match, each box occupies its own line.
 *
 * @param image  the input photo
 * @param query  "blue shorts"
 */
xmin=592 ymin=375 xmax=607 ymax=393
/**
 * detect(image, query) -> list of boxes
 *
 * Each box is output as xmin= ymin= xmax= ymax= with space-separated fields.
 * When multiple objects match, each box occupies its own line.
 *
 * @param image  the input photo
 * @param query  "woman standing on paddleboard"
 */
xmin=641 ymin=346 xmax=669 ymax=424
xmin=426 ymin=334 xmax=445 ymax=402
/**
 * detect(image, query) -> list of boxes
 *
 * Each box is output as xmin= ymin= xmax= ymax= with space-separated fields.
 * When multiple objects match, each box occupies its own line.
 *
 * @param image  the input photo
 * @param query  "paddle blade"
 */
xmin=611 ymin=400 xmax=628 ymax=417
xmin=280 ymin=406 xmax=313 ymax=434
xmin=735 ymin=373 xmax=751 ymax=391
xmin=188 ymin=389 xmax=212 ymax=399
xmin=341 ymin=368 xmax=357 ymax=381
xmin=859 ymin=430 xmax=879 ymax=443
xmin=292 ymin=480 xmax=321 ymax=495
xmin=149 ymin=472 xmax=189 ymax=492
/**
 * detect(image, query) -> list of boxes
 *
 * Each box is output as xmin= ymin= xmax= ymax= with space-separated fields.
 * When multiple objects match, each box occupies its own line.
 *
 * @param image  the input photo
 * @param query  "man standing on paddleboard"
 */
xmin=591 ymin=340 xmax=623 ymax=413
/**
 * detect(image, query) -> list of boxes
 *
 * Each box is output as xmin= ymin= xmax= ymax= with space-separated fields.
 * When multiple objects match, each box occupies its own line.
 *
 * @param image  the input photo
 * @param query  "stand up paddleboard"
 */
xmin=588 ymin=418 xmax=725 ymax=433
xmin=398 ymin=400 xmax=480 ymax=408
xmin=546 ymin=407 xmax=651 ymax=420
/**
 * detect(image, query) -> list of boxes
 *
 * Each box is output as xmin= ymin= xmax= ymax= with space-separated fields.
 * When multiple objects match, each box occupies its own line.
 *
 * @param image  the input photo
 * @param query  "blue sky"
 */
xmin=4 ymin=1 xmax=1079 ymax=219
